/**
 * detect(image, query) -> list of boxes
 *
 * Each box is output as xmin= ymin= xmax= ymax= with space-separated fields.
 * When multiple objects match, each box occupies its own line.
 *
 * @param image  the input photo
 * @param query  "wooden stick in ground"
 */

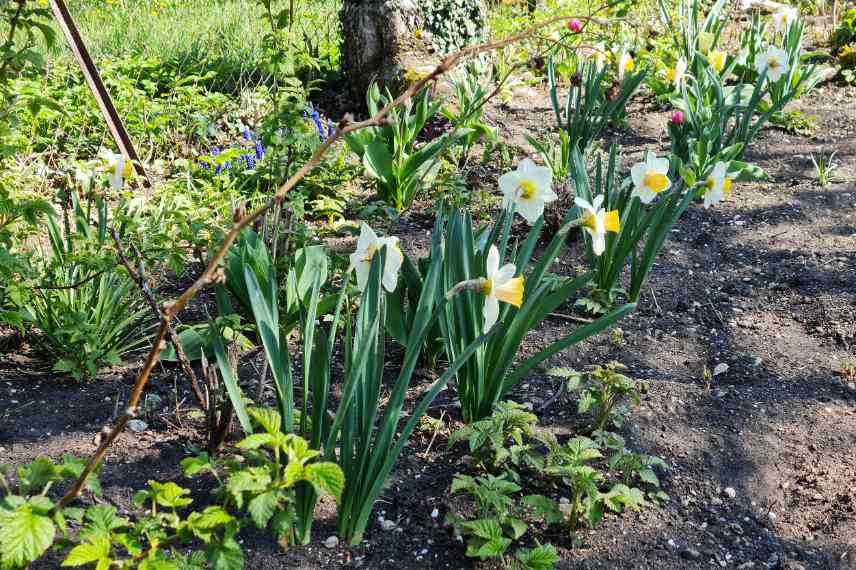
xmin=111 ymin=229 xmax=207 ymax=410
xmin=54 ymin=14 xmax=603 ymax=510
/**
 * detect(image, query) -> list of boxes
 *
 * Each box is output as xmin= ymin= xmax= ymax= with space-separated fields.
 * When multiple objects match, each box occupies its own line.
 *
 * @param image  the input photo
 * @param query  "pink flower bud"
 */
xmin=567 ymin=19 xmax=583 ymax=33
xmin=670 ymin=111 xmax=684 ymax=125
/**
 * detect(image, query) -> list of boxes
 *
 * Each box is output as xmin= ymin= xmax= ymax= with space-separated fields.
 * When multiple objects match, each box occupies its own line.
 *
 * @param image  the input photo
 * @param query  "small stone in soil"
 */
xmin=324 ymin=536 xmax=339 ymax=548
xmin=723 ymin=487 xmax=737 ymax=499
xmin=430 ymin=508 xmax=439 ymax=519
xmin=128 ymin=420 xmax=148 ymax=433
xmin=680 ymin=548 xmax=701 ymax=561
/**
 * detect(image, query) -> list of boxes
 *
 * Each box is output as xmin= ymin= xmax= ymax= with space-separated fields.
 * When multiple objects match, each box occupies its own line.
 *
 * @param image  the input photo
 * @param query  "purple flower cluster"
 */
xmin=200 ymin=128 xmax=265 ymax=174
xmin=305 ymin=103 xmax=335 ymax=141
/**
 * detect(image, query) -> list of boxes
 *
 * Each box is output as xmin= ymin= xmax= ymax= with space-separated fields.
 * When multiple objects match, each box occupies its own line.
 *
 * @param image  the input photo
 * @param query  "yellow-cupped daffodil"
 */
xmin=756 ymin=46 xmax=790 ymax=82
xmin=665 ymin=57 xmax=687 ymax=86
xmin=348 ymin=223 xmax=404 ymax=293
xmin=99 ymin=149 xmax=133 ymax=191
xmin=498 ymin=158 xmax=558 ymax=224
xmin=703 ymin=162 xmax=735 ymax=209
xmin=630 ymin=151 xmax=672 ymax=204
xmin=480 ymin=245 xmax=524 ymax=333
xmin=575 ymin=195 xmax=620 ymax=256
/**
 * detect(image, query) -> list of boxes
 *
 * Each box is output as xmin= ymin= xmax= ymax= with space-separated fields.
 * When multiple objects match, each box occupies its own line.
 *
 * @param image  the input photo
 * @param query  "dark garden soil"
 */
xmin=1 ymin=80 xmax=855 ymax=569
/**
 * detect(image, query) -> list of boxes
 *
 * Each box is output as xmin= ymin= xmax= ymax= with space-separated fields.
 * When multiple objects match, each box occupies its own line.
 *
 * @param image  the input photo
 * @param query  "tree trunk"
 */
xmin=340 ymin=0 xmax=423 ymax=101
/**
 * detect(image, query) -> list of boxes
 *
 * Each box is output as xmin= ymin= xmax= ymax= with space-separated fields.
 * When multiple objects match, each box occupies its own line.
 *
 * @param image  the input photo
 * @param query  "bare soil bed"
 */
xmin=1 ymin=82 xmax=854 ymax=569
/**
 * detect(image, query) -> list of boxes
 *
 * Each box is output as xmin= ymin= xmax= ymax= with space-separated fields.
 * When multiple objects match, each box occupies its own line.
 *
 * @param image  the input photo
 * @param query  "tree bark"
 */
xmin=340 ymin=0 xmax=424 ymax=100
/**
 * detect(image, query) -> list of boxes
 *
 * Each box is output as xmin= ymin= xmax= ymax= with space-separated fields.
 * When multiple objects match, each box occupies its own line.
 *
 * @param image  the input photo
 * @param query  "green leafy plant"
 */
xmin=594 ymin=431 xmax=669 ymax=502
xmin=448 ymin=401 xmax=542 ymax=478
xmin=0 ymin=455 xmax=101 ymax=569
xmin=344 ymin=83 xmax=452 ymax=210
xmin=541 ymin=435 xmax=645 ymax=539
xmin=441 ymin=61 xmax=497 ymax=169
xmin=221 ymin=214 xmax=489 ymax=545
xmin=547 ymin=362 xmax=644 ymax=432
xmin=181 ymin=408 xmax=344 ymax=549
xmin=446 ymin=474 xmax=529 ymax=560
xmin=546 ymin=56 xmax=646 ymax=152
xmin=17 ymin=197 xmax=152 ymax=381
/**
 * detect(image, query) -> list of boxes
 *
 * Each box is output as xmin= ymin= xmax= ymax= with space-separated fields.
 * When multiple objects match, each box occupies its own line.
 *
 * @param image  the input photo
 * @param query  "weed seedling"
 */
xmin=810 ymin=151 xmax=839 ymax=186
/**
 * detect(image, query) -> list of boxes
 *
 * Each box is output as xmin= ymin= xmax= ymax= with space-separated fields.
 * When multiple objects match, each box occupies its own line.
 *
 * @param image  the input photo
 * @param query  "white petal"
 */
xmin=482 ymin=294 xmax=499 ymax=334
xmin=356 ymin=223 xmax=378 ymax=252
xmin=538 ymin=185 xmax=558 ymax=203
xmin=630 ymin=162 xmax=646 ymax=191
xmin=529 ymin=165 xmax=554 ymax=189
xmin=574 ymin=196 xmax=593 ymax=211
xmin=650 ymin=155 xmax=670 ymax=174
xmin=498 ymin=172 xmax=521 ymax=201
xmin=354 ymin=259 xmax=371 ymax=291
xmin=381 ymin=239 xmax=404 ymax=292
xmin=517 ymin=158 xmax=538 ymax=173
xmin=633 ymin=186 xmax=657 ymax=204
xmin=593 ymin=233 xmax=606 ymax=256
xmin=592 ymin=194 xmax=604 ymax=210
xmin=493 ymin=263 xmax=516 ymax=286
xmin=516 ymin=199 xmax=544 ymax=224
xmin=486 ymin=245 xmax=500 ymax=277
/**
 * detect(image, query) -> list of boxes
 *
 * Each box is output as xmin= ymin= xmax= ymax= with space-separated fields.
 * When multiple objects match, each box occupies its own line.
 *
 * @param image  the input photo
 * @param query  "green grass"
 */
xmin=47 ymin=0 xmax=341 ymax=90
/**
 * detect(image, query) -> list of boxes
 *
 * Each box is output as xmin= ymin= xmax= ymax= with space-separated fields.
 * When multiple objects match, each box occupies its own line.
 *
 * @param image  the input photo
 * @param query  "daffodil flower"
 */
xmin=772 ymin=7 xmax=797 ymax=33
xmin=498 ymin=158 xmax=557 ymax=224
xmin=99 ymin=149 xmax=132 ymax=191
xmin=348 ymin=223 xmax=404 ymax=293
xmin=708 ymin=49 xmax=726 ymax=73
xmin=697 ymin=31 xmax=715 ymax=54
xmin=665 ymin=57 xmax=687 ymax=86
xmin=479 ymin=245 xmax=524 ymax=333
xmin=618 ymin=49 xmax=635 ymax=80
xmin=575 ymin=195 xmax=620 ymax=256
xmin=591 ymin=42 xmax=608 ymax=70
xmin=756 ymin=46 xmax=790 ymax=82
xmin=630 ymin=151 xmax=672 ymax=204
xmin=702 ymin=162 xmax=734 ymax=209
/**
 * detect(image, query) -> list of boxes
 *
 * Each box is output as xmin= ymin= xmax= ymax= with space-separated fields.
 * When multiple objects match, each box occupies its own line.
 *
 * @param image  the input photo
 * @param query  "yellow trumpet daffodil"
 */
xmin=697 ymin=31 xmax=715 ymax=54
xmin=99 ymin=149 xmax=133 ymax=191
xmin=618 ymin=49 xmax=635 ymax=80
xmin=480 ymin=245 xmax=524 ymax=333
xmin=349 ymin=223 xmax=404 ymax=293
xmin=630 ymin=151 xmax=672 ymax=204
xmin=575 ymin=195 xmax=620 ymax=256
xmin=708 ymin=49 xmax=727 ymax=73
xmin=703 ymin=162 xmax=735 ymax=209
xmin=498 ymin=158 xmax=557 ymax=224
xmin=665 ymin=57 xmax=687 ymax=86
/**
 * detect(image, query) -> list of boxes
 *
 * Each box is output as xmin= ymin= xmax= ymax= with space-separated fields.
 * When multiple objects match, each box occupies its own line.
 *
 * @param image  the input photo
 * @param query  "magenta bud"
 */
xmin=567 ymin=19 xmax=583 ymax=33
xmin=670 ymin=111 xmax=685 ymax=125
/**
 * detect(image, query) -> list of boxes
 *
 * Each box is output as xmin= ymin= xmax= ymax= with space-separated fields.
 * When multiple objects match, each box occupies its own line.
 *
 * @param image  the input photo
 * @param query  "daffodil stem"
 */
xmin=445 ymin=279 xmax=486 ymax=299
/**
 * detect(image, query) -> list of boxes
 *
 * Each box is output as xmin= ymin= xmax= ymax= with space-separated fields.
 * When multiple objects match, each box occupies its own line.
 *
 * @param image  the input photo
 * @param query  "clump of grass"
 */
xmin=810 ymin=150 xmax=839 ymax=186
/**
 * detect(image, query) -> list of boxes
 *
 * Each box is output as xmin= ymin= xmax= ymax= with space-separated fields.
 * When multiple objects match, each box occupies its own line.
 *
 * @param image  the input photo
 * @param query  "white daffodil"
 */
xmin=498 ymin=158 xmax=557 ymax=224
xmin=708 ymin=49 xmax=727 ymax=73
xmin=702 ymin=162 xmax=735 ymax=209
xmin=631 ymin=151 xmax=672 ymax=204
xmin=756 ymin=46 xmax=790 ymax=82
xmin=665 ymin=57 xmax=687 ymax=86
xmin=618 ymin=49 xmax=635 ymax=80
xmin=592 ymin=42 xmax=608 ymax=70
xmin=574 ymin=195 xmax=621 ymax=256
xmin=772 ymin=6 xmax=797 ymax=33
xmin=480 ymin=245 xmax=524 ymax=333
xmin=697 ymin=31 xmax=715 ymax=54
xmin=99 ymin=149 xmax=132 ymax=191
xmin=348 ymin=222 xmax=404 ymax=293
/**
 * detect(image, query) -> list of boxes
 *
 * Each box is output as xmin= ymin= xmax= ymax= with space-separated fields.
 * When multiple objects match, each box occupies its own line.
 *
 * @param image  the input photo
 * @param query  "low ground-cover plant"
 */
xmin=446 ymin=392 xmax=667 ymax=563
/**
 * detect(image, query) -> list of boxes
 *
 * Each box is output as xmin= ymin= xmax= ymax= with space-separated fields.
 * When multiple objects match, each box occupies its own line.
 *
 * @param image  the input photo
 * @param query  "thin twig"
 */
xmin=111 ymin=229 xmax=207 ymax=410
xmin=548 ymin=312 xmax=594 ymax=324
xmin=54 ymin=14 xmax=606 ymax=511
xmin=32 ymin=269 xmax=108 ymax=291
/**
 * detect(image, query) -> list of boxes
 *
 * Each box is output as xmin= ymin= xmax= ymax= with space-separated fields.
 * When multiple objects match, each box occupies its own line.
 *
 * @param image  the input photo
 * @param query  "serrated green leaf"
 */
xmin=61 ymin=535 xmax=110 ymax=566
xmin=304 ymin=462 xmax=344 ymax=500
xmin=247 ymin=492 xmax=279 ymax=528
xmin=0 ymin=500 xmax=55 ymax=567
